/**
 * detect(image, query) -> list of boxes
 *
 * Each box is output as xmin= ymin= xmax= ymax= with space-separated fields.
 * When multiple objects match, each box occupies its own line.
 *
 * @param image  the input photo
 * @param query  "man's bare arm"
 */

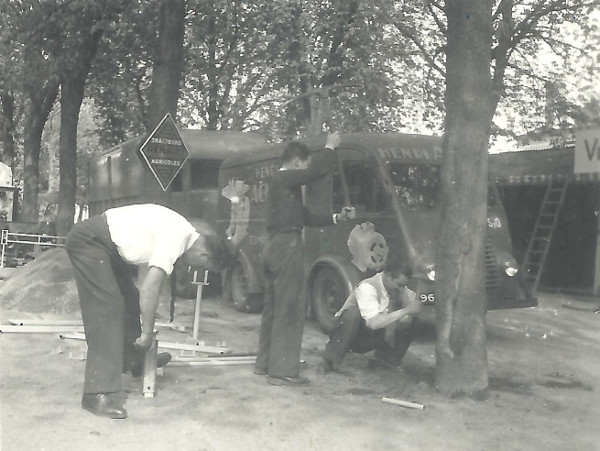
xmin=365 ymin=295 xmax=421 ymax=330
xmin=135 ymin=266 xmax=167 ymax=350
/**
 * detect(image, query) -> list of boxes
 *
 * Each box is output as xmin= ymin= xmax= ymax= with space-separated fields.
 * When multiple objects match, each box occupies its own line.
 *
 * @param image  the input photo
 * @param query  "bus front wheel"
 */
xmin=230 ymin=262 xmax=263 ymax=313
xmin=311 ymin=267 xmax=349 ymax=334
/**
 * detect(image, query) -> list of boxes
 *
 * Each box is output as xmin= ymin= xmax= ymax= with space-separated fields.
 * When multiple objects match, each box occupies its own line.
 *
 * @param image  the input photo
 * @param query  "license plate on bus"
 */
xmin=420 ymin=293 xmax=435 ymax=304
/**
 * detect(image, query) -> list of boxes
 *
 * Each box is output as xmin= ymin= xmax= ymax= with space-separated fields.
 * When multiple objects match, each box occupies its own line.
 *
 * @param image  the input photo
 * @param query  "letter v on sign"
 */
xmin=585 ymin=138 xmax=598 ymax=160
xmin=574 ymin=128 xmax=600 ymax=174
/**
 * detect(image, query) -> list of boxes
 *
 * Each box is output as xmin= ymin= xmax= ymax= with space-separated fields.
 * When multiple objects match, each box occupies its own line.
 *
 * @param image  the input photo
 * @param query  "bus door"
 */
xmin=304 ymin=147 xmax=389 ymax=264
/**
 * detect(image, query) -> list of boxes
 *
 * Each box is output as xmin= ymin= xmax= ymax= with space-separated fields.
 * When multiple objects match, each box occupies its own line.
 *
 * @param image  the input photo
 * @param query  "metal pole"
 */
xmin=143 ymin=334 xmax=158 ymax=398
xmin=192 ymin=270 xmax=208 ymax=341
xmin=1 ymin=229 xmax=7 ymax=268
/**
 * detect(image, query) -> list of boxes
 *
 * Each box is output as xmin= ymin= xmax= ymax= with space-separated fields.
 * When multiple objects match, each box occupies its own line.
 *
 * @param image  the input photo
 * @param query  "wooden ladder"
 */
xmin=521 ymin=177 xmax=569 ymax=295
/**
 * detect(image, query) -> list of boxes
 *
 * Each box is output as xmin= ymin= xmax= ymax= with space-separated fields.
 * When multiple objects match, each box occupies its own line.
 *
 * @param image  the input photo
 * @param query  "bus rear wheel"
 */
xmin=230 ymin=262 xmax=263 ymax=313
xmin=311 ymin=267 xmax=348 ymax=334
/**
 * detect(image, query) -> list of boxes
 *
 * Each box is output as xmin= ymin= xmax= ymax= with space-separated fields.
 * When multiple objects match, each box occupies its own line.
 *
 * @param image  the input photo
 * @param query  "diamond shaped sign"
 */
xmin=138 ymin=113 xmax=190 ymax=191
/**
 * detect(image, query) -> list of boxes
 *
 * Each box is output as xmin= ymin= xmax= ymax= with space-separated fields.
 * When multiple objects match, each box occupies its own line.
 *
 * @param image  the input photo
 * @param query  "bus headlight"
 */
xmin=426 ymin=264 xmax=436 ymax=281
xmin=504 ymin=259 xmax=518 ymax=277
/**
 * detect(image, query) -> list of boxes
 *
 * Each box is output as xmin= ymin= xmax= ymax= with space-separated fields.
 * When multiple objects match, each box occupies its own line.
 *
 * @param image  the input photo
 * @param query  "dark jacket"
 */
xmin=266 ymin=149 xmax=336 ymax=235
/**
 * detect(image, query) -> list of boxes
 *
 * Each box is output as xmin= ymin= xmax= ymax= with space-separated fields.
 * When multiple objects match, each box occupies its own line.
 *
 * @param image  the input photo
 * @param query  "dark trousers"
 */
xmin=255 ymin=232 xmax=305 ymax=378
xmin=65 ymin=216 xmax=141 ymax=394
xmin=324 ymin=305 xmax=416 ymax=366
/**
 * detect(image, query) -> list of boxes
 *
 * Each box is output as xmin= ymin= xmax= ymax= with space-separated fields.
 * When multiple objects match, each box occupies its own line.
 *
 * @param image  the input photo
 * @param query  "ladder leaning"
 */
xmin=521 ymin=176 xmax=569 ymax=295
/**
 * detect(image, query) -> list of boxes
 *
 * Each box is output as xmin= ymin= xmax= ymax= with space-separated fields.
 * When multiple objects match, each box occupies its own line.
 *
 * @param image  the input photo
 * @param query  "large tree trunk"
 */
xmin=56 ymin=27 xmax=104 ymax=236
xmin=147 ymin=0 xmax=185 ymax=131
xmin=56 ymin=78 xmax=84 ymax=236
xmin=21 ymin=85 xmax=59 ymax=222
xmin=0 ymin=91 xmax=16 ymax=171
xmin=435 ymin=0 xmax=495 ymax=398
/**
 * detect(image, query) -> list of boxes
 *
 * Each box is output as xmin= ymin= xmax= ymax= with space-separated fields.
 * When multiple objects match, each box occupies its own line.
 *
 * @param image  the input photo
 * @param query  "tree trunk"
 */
xmin=21 ymin=85 xmax=59 ymax=222
xmin=56 ymin=78 xmax=85 ymax=236
xmin=147 ymin=0 xmax=185 ymax=131
xmin=435 ymin=0 xmax=495 ymax=398
xmin=56 ymin=25 xmax=104 ymax=236
xmin=0 ymin=91 xmax=16 ymax=171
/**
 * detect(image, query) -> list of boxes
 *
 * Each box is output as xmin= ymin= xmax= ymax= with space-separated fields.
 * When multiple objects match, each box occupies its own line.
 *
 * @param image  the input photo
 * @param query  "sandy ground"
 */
xmin=0 ymin=249 xmax=599 ymax=451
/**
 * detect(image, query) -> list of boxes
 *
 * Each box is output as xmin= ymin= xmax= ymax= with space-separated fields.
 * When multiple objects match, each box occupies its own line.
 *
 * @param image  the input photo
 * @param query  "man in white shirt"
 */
xmin=65 ymin=203 xmax=228 ymax=419
xmin=319 ymin=260 xmax=421 ymax=373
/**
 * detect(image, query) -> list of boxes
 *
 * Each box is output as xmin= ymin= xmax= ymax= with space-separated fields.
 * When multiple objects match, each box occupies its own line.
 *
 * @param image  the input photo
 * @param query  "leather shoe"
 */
xmin=254 ymin=367 xmax=268 ymax=376
xmin=82 ymin=393 xmax=127 ymax=419
xmin=129 ymin=352 xmax=172 ymax=378
xmin=266 ymin=375 xmax=310 ymax=386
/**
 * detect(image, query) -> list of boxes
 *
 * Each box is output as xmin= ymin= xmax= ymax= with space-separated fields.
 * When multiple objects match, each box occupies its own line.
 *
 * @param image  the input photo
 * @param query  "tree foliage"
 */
xmin=84 ymin=1 xmax=599 ymax=149
xmin=396 ymin=0 xmax=600 ymax=142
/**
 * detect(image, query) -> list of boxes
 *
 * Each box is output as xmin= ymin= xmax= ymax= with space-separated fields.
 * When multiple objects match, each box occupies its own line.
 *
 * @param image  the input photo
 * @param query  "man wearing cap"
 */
xmin=65 ymin=203 xmax=228 ymax=419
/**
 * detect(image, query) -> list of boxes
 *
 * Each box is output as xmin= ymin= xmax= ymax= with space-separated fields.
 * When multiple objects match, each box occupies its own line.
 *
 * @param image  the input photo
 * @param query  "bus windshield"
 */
xmin=388 ymin=162 xmax=440 ymax=210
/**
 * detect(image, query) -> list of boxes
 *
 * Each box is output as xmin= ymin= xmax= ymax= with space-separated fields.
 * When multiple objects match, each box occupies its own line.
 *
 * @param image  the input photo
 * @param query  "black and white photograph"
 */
xmin=0 ymin=1 xmax=599 ymax=450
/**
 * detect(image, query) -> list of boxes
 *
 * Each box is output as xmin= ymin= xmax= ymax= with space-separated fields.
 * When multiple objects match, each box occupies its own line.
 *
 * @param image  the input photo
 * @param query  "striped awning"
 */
xmin=490 ymin=145 xmax=600 ymax=185
xmin=494 ymin=172 xmax=600 ymax=185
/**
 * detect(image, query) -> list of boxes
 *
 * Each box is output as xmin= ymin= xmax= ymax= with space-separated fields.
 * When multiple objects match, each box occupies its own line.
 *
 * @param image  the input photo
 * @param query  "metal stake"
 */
xmin=191 ymin=270 xmax=209 ymax=341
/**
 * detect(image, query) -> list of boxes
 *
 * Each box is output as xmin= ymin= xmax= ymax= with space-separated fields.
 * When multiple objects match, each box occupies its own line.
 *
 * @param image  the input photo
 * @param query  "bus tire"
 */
xmin=311 ymin=267 xmax=349 ymax=334
xmin=230 ymin=262 xmax=263 ymax=313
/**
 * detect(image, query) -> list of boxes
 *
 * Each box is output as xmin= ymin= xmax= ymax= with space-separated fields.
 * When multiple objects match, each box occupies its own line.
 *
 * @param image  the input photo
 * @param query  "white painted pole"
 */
xmin=170 ymin=360 xmax=254 ymax=367
xmin=1 ymin=229 xmax=6 ymax=268
xmin=143 ymin=335 xmax=158 ymax=398
xmin=381 ymin=397 xmax=425 ymax=410
xmin=192 ymin=270 xmax=208 ymax=340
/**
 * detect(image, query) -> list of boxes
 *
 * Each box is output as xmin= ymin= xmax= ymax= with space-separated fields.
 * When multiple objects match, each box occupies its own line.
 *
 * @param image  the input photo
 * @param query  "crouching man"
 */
xmin=319 ymin=260 xmax=421 ymax=373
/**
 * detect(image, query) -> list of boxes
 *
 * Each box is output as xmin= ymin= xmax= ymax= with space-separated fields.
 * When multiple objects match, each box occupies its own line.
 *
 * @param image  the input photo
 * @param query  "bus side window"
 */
xmin=333 ymin=163 xmax=386 ymax=213
xmin=389 ymin=163 xmax=440 ymax=210
xmin=189 ymin=160 xmax=222 ymax=189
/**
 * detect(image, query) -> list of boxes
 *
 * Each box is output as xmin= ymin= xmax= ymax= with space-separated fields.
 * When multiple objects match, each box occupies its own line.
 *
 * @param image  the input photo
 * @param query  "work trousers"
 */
xmin=65 ymin=216 xmax=141 ymax=394
xmin=324 ymin=305 xmax=416 ymax=366
xmin=255 ymin=232 xmax=305 ymax=378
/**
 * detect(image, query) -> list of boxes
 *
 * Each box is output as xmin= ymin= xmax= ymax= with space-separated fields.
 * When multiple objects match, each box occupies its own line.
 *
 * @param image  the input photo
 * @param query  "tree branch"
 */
xmin=425 ymin=0 xmax=447 ymax=34
xmin=393 ymin=22 xmax=446 ymax=78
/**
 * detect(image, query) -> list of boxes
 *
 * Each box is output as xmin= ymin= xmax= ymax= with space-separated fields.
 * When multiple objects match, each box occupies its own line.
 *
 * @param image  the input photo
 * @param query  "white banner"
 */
xmin=575 ymin=128 xmax=600 ymax=174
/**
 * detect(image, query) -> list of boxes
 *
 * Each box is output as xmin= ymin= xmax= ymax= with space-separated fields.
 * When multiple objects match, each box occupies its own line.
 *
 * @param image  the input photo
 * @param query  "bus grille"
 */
xmin=485 ymin=239 xmax=500 ymax=289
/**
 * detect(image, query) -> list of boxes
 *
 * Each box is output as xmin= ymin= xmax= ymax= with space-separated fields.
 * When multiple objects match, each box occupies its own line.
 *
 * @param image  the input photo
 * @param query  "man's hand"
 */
xmin=337 ymin=206 xmax=356 ymax=221
xmin=134 ymin=331 xmax=155 ymax=351
xmin=403 ymin=295 xmax=422 ymax=316
xmin=325 ymin=132 xmax=341 ymax=150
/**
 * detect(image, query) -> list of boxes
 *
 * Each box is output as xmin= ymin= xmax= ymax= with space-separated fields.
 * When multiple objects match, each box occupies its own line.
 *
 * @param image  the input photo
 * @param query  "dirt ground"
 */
xmin=0 ymin=249 xmax=599 ymax=451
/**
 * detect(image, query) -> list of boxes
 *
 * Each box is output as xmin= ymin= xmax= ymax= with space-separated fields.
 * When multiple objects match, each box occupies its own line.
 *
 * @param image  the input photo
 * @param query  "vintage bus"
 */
xmin=217 ymin=133 xmax=536 ymax=332
xmin=88 ymin=130 xmax=536 ymax=333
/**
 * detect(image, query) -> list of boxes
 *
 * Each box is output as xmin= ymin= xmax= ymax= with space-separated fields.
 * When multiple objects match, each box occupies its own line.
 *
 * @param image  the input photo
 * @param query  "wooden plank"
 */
xmin=173 ymin=355 xmax=255 ymax=362
xmin=1 ymin=325 xmax=83 ymax=334
xmin=59 ymin=333 xmax=231 ymax=355
xmin=155 ymin=322 xmax=186 ymax=332
xmin=170 ymin=360 xmax=254 ymax=367
xmin=158 ymin=341 xmax=231 ymax=355
xmin=8 ymin=319 xmax=82 ymax=326
xmin=59 ymin=332 xmax=86 ymax=340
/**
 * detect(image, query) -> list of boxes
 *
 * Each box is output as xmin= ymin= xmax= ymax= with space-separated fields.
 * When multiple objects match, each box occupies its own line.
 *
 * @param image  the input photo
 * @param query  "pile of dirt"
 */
xmin=0 ymin=248 xmax=80 ymax=314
